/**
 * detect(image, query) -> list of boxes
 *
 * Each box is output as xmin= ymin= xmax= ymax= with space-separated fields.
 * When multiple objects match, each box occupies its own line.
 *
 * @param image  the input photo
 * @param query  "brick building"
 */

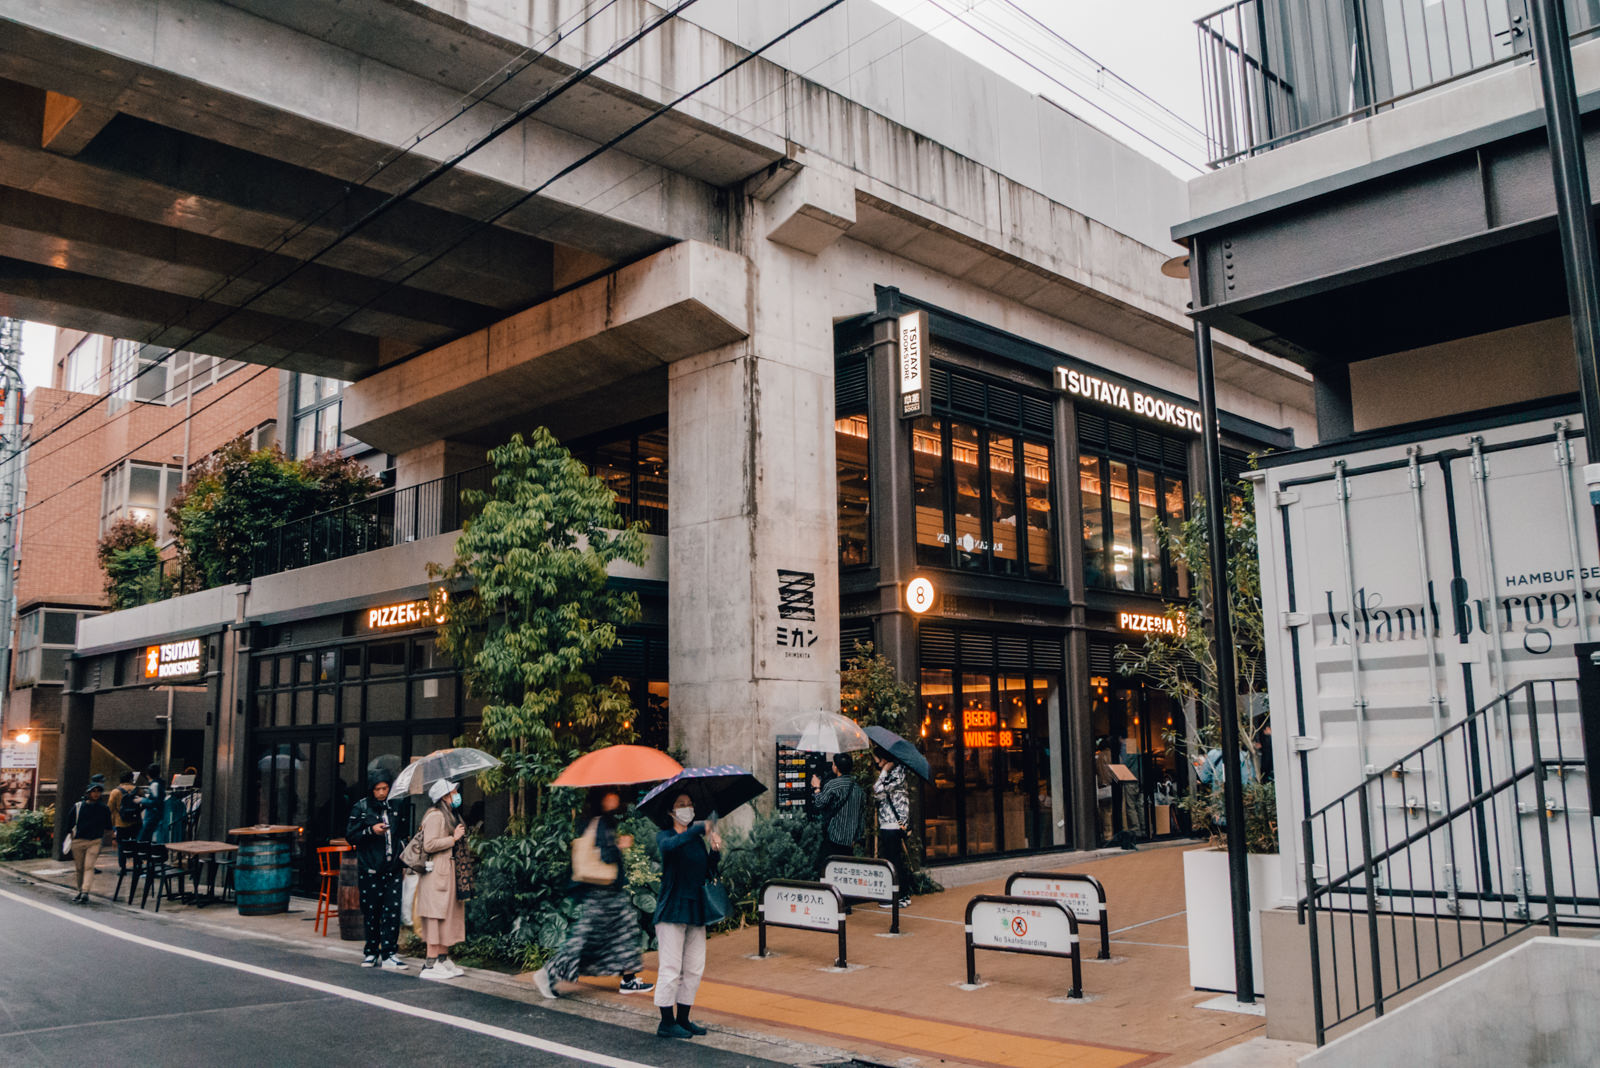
xmin=6 ymin=329 xmax=281 ymax=798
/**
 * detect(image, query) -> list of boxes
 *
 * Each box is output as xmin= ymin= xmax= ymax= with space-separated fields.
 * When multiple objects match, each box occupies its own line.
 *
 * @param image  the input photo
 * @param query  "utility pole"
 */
xmin=0 ymin=318 xmax=23 ymax=742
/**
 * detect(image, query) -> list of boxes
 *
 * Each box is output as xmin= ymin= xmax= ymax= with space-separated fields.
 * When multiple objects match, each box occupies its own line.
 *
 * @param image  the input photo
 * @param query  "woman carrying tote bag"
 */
xmin=533 ymin=787 xmax=653 ymax=999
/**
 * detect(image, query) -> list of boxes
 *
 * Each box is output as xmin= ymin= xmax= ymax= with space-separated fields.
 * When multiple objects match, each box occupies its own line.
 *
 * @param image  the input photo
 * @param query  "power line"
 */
xmin=17 ymin=0 xmax=696 ymax=475
xmin=16 ymin=0 xmax=854 ymax=531
xmin=924 ymin=0 xmax=1205 ymax=173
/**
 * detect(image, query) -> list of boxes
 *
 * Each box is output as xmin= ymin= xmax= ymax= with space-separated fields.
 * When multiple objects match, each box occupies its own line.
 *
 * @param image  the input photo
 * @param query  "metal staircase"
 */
xmin=1300 ymin=679 xmax=1599 ymax=1043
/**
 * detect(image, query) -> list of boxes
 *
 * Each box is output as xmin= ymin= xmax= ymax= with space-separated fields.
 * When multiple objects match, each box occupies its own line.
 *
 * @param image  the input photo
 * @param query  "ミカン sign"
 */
xmin=143 ymin=638 xmax=204 ymax=681
xmin=1055 ymin=366 xmax=1201 ymax=434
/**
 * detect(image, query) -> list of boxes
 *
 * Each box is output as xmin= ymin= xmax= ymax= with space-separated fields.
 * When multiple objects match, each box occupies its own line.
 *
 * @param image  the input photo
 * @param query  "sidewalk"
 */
xmin=11 ymin=842 xmax=1268 ymax=1068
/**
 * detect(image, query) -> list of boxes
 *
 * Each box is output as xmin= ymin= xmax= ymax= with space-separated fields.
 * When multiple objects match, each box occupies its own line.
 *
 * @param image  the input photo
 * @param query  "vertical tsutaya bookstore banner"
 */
xmin=1 ymin=742 xmax=39 ymax=819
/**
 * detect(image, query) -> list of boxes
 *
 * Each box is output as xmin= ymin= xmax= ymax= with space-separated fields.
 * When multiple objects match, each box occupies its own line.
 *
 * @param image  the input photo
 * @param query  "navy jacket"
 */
xmin=653 ymin=823 xmax=719 ymax=926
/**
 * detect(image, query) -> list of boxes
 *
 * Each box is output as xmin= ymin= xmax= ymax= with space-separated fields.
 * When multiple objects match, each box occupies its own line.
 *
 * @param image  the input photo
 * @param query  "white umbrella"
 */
xmin=776 ymin=709 xmax=871 ymax=754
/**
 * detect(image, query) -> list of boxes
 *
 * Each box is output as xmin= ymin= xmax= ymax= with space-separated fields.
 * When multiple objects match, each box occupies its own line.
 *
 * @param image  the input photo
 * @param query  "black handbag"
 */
xmin=701 ymin=880 xmax=730 ymax=925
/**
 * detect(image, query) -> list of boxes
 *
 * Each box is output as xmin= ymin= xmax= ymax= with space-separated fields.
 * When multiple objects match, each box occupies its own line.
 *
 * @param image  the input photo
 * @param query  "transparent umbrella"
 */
xmin=391 ymin=746 xmax=502 ymax=796
xmin=776 ymin=709 xmax=870 ymax=754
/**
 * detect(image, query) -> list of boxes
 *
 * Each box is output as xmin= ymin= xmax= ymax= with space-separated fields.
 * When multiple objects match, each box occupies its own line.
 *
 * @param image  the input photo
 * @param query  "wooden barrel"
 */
xmin=235 ymin=836 xmax=292 ymax=916
xmin=337 ymin=849 xmax=366 ymax=941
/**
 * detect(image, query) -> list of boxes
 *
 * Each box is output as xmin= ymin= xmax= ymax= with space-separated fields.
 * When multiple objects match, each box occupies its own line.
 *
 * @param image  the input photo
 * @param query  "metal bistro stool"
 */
xmin=314 ymin=844 xmax=350 ymax=937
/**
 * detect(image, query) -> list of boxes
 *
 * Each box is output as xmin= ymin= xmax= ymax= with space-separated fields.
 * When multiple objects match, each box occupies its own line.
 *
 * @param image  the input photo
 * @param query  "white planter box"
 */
xmin=1184 ymin=848 xmax=1282 ymax=996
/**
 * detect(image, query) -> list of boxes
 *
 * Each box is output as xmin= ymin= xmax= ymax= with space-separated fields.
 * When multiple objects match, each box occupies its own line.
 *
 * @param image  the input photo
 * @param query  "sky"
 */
xmin=13 ymin=0 xmax=1220 ymax=391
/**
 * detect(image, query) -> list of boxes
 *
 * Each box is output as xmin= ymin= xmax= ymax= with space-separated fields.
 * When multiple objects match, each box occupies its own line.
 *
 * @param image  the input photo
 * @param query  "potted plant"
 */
xmin=1116 ymin=477 xmax=1278 ymax=996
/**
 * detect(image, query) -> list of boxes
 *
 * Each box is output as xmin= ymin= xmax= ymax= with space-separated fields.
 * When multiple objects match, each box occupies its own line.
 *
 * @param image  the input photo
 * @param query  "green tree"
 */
xmin=96 ymin=518 xmax=164 ymax=609
xmin=1114 ymin=478 xmax=1275 ymax=851
xmin=840 ymin=640 xmax=916 ymax=735
xmin=430 ymin=429 xmax=648 ymax=824
xmin=169 ymin=437 xmax=380 ymax=587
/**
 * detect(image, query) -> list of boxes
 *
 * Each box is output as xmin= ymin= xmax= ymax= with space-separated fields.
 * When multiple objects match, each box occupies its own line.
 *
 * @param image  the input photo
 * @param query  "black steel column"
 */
xmin=53 ymin=667 xmax=93 ymax=856
xmin=1528 ymin=0 xmax=1600 ymax=487
xmin=1192 ymin=315 xmax=1255 ymax=1003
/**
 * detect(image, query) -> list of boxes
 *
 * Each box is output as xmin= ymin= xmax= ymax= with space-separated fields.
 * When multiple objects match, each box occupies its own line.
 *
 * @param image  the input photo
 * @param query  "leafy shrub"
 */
xmin=97 ymin=519 xmax=165 ymax=609
xmin=1184 ymin=779 xmax=1277 ymax=855
xmin=0 ymin=806 xmax=55 ymax=860
xmin=712 ymin=813 xmax=821 ymax=929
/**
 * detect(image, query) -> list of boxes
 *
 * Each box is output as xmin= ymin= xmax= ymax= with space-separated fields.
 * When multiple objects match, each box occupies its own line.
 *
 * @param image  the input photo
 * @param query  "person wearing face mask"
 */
xmin=650 ymin=793 xmax=721 ymax=1039
xmin=532 ymin=787 xmax=653 ymax=999
xmin=415 ymin=778 xmax=467 ymax=981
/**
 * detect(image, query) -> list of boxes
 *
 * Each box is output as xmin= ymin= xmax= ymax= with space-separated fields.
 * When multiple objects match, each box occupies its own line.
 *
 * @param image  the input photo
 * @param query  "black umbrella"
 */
xmin=638 ymin=765 xmax=767 ymax=829
xmin=866 ymin=725 xmax=932 ymax=781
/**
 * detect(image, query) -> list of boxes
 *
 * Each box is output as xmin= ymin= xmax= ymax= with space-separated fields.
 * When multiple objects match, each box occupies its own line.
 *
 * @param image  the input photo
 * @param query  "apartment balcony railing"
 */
xmin=1197 ymin=0 xmax=1600 ymax=167
xmin=252 ymin=464 xmax=493 ymax=579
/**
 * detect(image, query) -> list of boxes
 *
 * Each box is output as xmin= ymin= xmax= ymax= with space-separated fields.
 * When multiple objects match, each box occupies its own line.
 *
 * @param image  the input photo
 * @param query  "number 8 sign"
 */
xmin=905 ymin=577 xmax=935 ymax=614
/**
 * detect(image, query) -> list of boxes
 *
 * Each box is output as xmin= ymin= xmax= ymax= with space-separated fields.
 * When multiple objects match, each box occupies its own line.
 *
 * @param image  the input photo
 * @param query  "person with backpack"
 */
xmin=806 ymin=753 xmax=864 ymax=876
xmin=345 ymin=768 xmax=408 ymax=970
xmin=67 ymin=781 xmax=113 ymax=904
xmin=532 ymin=787 xmax=653 ymax=999
xmin=106 ymin=770 xmax=141 ymax=873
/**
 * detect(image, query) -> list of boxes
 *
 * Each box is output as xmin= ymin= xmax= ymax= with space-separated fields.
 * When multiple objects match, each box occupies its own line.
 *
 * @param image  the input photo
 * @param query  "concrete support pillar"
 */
xmin=53 ymin=681 xmax=93 ymax=854
xmin=1313 ymin=364 xmax=1354 ymax=440
xmin=394 ymin=440 xmax=488 ymax=487
xmin=668 ymin=240 xmax=839 ymax=809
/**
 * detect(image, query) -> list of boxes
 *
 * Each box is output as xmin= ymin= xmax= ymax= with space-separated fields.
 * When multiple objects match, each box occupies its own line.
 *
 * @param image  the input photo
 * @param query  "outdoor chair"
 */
xmin=314 ymin=844 xmax=348 ymax=936
xmin=140 ymin=844 xmax=187 ymax=912
xmin=113 ymin=841 xmax=145 ymax=904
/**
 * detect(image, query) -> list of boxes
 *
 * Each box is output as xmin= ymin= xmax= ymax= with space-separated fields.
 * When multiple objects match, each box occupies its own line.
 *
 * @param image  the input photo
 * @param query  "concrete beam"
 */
xmin=753 ymin=153 xmax=857 ymax=256
xmin=343 ymin=241 xmax=750 ymax=453
xmin=40 ymin=90 xmax=114 ymax=155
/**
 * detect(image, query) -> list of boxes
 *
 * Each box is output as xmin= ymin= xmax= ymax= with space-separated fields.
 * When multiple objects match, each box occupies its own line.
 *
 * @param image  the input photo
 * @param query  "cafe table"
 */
xmin=163 ymin=840 xmax=238 ymax=906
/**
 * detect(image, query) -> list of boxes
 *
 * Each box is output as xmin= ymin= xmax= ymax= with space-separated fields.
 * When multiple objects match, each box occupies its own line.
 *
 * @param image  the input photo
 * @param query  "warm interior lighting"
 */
xmin=14 ymin=731 xmax=29 ymax=745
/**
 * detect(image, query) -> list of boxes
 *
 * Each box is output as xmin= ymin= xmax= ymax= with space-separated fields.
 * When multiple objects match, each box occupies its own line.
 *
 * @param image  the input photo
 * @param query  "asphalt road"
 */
xmin=0 ymin=878 xmax=792 ymax=1068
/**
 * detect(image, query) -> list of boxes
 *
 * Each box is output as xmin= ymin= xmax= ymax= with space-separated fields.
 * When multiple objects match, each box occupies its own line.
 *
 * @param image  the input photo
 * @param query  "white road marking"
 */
xmin=0 ymin=888 xmax=654 ymax=1068
xmin=1110 ymin=909 xmax=1186 ymax=934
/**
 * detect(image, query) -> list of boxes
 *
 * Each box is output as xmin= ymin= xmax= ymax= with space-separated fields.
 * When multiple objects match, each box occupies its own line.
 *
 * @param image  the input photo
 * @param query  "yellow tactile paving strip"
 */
xmin=583 ymin=975 xmax=1158 ymax=1068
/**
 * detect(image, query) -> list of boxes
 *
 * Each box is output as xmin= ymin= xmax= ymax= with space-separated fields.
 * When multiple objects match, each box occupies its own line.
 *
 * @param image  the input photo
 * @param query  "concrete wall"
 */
xmin=1350 ymin=317 xmax=1577 ymax=432
xmin=1301 ymin=936 xmax=1600 ymax=1065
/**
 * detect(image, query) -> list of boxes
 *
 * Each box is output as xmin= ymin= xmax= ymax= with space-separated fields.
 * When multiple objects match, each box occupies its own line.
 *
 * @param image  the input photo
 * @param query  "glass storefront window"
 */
xmin=836 ymin=414 xmax=870 ymax=566
xmin=1023 ymin=441 xmax=1054 ymax=579
xmin=366 ymin=680 xmax=405 ymax=721
xmin=1079 ymin=417 xmax=1189 ymax=596
xmin=961 ymin=672 xmax=998 ymax=854
xmin=1080 ymin=455 xmax=1106 ymax=586
xmin=919 ymin=668 xmax=957 ymax=859
xmin=989 ymin=435 xmax=1019 ymax=574
xmin=912 ymin=417 xmax=946 ymax=567
xmin=1089 ymin=664 xmax=1188 ymax=845
xmin=571 ymin=423 xmax=669 ymax=534
xmin=1107 ymin=461 xmax=1135 ymax=590
xmin=951 ymin=424 xmax=984 ymax=569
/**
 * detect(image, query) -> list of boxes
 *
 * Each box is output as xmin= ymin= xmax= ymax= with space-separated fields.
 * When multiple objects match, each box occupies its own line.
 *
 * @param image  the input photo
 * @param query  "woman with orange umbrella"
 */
xmin=533 ymin=744 xmax=683 ymax=1000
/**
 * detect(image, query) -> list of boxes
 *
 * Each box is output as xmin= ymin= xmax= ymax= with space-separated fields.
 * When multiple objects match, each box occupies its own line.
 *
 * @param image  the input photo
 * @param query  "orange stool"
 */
xmin=314 ymin=845 xmax=349 ymax=937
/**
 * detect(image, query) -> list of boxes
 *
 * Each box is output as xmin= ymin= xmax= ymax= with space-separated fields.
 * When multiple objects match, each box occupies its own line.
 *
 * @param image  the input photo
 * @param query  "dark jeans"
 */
xmin=114 ymin=825 xmax=138 ymax=871
xmin=877 ymin=829 xmax=908 ymax=899
xmin=358 ymin=867 xmax=403 ymax=958
xmin=816 ymin=837 xmax=854 ymax=879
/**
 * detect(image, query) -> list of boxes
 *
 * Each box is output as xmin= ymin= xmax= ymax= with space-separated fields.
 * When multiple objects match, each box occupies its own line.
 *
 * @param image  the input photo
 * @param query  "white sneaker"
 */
xmin=532 ymin=966 xmax=556 ymax=1000
xmin=361 ymin=955 xmax=379 ymax=968
xmin=439 ymin=958 xmax=464 ymax=977
xmin=418 ymin=963 xmax=456 ymax=982
xmin=381 ymin=955 xmax=407 ymax=970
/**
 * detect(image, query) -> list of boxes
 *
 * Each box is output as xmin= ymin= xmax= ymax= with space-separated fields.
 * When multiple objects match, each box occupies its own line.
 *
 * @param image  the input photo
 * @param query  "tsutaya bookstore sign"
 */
xmin=898 ymin=310 xmax=928 ymax=418
xmin=143 ymin=638 xmax=204 ymax=681
xmin=1054 ymin=366 xmax=1202 ymax=434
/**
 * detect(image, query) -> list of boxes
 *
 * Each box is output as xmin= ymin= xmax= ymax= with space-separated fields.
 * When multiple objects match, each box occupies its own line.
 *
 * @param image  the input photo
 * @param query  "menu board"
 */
xmin=775 ymin=737 xmax=824 ymax=812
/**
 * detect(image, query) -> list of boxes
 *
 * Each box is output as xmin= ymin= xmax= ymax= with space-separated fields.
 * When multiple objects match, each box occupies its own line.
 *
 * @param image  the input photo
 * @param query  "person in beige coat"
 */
xmin=417 ymin=778 xmax=467 ymax=981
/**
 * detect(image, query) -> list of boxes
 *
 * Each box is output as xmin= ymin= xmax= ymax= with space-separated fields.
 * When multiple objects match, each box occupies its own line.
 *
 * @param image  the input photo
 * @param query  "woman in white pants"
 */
xmin=651 ymin=792 xmax=721 ymax=1039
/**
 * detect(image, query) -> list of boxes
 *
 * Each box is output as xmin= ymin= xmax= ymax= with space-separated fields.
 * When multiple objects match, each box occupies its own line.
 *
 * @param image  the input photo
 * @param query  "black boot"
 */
xmin=657 ymin=1005 xmax=690 ymax=1039
xmin=676 ymin=1004 xmax=707 ymax=1036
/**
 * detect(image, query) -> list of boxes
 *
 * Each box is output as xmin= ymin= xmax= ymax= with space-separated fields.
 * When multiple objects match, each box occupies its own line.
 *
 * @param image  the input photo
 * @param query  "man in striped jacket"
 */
xmin=807 ymin=753 xmax=864 ymax=877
